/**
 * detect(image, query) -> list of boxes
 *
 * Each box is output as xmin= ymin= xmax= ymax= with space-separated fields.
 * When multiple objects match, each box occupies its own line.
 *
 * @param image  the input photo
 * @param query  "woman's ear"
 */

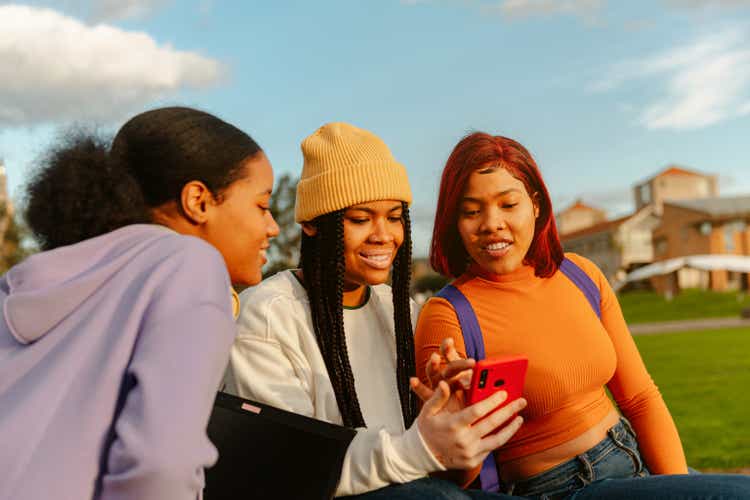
xmin=180 ymin=180 xmax=214 ymax=225
xmin=532 ymin=192 xmax=541 ymax=219
xmin=301 ymin=222 xmax=318 ymax=237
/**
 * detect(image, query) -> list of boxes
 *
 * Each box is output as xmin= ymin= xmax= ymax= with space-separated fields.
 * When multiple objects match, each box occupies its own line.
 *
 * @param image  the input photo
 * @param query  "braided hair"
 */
xmin=299 ymin=202 xmax=418 ymax=429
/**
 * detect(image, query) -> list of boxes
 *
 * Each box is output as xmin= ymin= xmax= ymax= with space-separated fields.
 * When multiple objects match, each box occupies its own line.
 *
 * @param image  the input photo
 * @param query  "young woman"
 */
xmin=227 ymin=122 xmax=526 ymax=499
xmin=415 ymin=132 xmax=750 ymax=499
xmin=0 ymin=106 xmax=279 ymax=500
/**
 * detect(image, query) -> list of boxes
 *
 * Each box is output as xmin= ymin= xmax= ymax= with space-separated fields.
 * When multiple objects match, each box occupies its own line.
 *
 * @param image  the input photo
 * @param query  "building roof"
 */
xmin=562 ymin=198 xmax=603 ymax=212
xmin=635 ymin=165 xmax=709 ymax=186
xmin=667 ymin=195 xmax=750 ymax=218
xmin=559 ymin=212 xmax=632 ymax=241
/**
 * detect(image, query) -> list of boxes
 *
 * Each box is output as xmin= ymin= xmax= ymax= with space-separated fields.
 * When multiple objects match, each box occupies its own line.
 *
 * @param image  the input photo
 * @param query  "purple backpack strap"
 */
xmin=558 ymin=258 xmax=601 ymax=319
xmin=435 ymin=285 xmax=500 ymax=492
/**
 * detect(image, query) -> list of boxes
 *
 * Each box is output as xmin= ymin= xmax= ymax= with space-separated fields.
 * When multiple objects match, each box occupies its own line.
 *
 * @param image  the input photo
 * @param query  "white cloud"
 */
xmin=0 ymin=5 xmax=224 ymax=127
xmin=488 ymin=0 xmax=603 ymax=20
xmin=87 ymin=0 xmax=171 ymax=22
xmin=665 ymin=0 xmax=750 ymax=9
xmin=591 ymin=27 xmax=750 ymax=130
xmin=0 ymin=0 xmax=170 ymax=22
xmin=401 ymin=0 xmax=603 ymax=21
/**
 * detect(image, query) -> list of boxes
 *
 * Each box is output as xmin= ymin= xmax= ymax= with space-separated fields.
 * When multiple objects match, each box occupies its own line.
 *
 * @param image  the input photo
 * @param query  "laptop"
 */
xmin=204 ymin=391 xmax=356 ymax=500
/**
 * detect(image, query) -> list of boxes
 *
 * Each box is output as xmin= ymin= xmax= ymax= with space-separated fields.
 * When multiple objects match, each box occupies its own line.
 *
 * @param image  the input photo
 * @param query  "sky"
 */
xmin=1 ymin=0 xmax=750 ymax=256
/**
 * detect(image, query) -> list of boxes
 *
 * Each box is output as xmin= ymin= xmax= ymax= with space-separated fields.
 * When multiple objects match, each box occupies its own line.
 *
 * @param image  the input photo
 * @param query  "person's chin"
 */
xmin=361 ymin=269 xmax=390 ymax=286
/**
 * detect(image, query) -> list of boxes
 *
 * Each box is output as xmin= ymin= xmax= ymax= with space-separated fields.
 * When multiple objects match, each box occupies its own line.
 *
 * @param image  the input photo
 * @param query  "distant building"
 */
xmin=651 ymin=195 xmax=750 ymax=293
xmin=560 ymin=165 xmax=720 ymax=285
xmin=633 ymin=165 xmax=718 ymax=215
xmin=557 ymin=199 xmax=607 ymax=236
xmin=561 ymin=206 xmax=659 ymax=282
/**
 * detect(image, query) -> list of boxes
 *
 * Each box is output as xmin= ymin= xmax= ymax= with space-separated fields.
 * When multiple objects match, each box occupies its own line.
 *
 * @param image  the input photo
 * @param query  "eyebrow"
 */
xmin=347 ymin=204 xmax=403 ymax=214
xmin=461 ymin=188 xmax=522 ymax=202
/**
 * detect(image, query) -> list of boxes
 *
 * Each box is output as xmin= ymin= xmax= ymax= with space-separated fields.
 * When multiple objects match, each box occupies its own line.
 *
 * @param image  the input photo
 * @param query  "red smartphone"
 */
xmin=466 ymin=355 xmax=528 ymax=407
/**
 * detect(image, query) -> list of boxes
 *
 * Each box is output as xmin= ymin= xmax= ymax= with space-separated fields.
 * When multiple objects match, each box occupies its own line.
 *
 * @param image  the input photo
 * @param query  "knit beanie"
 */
xmin=295 ymin=122 xmax=412 ymax=223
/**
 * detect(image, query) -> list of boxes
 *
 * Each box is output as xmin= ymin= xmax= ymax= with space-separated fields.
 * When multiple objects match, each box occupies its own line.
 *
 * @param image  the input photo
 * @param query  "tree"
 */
xmin=0 ymin=204 xmax=37 ymax=273
xmin=263 ymin=174 xmax=301 ymax=278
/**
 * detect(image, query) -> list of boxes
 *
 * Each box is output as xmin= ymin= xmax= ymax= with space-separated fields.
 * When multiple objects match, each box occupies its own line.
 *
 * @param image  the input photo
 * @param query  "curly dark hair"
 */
xmin=299 ymin=202 xmax=418 ymax=429
xmin=25 ymin=107 xmax=262 ymax=250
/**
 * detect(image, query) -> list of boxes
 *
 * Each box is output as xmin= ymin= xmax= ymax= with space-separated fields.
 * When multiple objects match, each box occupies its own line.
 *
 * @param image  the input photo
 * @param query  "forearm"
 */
xmin=618 ymin=386 xmax=687 ymax=474
xmin=335 ymin=423 xmax=444 ymax=496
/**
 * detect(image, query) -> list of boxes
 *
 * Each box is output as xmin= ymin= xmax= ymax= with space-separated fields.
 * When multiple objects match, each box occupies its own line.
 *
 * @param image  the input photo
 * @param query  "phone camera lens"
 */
xmin=494 ymin=379 xmax=505 ymax=387
xmin=479 ymin=369 xmax=488 ymax=388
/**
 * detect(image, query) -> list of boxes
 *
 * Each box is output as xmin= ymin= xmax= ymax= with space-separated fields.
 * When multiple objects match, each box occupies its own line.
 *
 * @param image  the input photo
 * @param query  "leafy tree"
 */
xmin=0 ymin=204 xmax=37 ymax=273
xmin=263 ymin=174 xmax=300 ymax=278
xmin=413 ymin=273 xmax=449 ymax=294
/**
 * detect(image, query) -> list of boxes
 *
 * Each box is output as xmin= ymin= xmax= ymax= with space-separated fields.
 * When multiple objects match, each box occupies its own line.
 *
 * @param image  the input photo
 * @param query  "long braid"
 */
xmin=391 ymin=203 xmax=418 ymax=427
xmin=300 ymin=206 xmax=417 ymax=429
xmin=300 ymin=211 xmax=366 ymax=428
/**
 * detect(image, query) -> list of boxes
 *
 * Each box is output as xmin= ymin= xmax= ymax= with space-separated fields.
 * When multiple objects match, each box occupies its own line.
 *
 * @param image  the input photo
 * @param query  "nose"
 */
xmin=267 ymin=211 xmax=280 ymax=238
xmin=368 ymin=217 xmax=395 ymax=244
xmin=478 ymin=206 xmax=506 ymax=233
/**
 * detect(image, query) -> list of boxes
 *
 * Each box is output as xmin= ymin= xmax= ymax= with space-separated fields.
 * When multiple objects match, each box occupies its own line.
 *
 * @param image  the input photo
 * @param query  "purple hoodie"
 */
xmin=0 ymin=224 xmax=236 ymax=500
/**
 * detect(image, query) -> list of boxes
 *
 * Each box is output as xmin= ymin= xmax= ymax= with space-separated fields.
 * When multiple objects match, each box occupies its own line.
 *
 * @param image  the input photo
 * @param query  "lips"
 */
xmin=358 ymin=250 xmax=394 ymax=270
xmin=482 ymin=240 xmax=513 ymax=257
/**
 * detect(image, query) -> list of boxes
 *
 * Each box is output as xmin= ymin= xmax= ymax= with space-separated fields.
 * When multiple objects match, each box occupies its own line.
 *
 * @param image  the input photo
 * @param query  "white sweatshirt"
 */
xmin=225 ymin=270 xmax=444 ymax=496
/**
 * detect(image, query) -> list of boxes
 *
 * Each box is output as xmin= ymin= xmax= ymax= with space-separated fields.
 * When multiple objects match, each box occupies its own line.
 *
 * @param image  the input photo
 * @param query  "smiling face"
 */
xmin=204 ymin=153 xmax=280 ymax=285
xmin=341 ymin=200 xmax=405 ymax=289
xmin=457 ymin=167 xmax=539 ymax=276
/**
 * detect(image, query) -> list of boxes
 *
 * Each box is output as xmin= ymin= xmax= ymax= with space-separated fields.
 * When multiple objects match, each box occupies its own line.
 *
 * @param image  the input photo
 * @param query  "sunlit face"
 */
xmin=341 ymin=200 xmax=405 ymax=289
xmin=456 ymin=167 xmax=539 ymax=276
xmin=205 ymin=153 xmax=280 ymax=285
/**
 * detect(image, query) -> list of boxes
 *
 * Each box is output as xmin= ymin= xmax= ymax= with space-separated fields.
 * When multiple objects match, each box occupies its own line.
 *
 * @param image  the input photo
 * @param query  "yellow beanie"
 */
xmin=295 ymin=122 xmax=412 ymax=223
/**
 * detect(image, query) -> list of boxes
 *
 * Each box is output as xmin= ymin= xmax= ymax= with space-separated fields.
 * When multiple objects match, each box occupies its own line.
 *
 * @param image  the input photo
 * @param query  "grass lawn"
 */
xmin=618 ymin=289 xmax=750 ymax=324
xmin=634 ymin=327 xmax=750 ymax=470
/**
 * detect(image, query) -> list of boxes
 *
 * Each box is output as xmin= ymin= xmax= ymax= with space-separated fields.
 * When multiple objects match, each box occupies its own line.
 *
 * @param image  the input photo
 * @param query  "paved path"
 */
xmin=629 ymin=316 xmax=750 ymax=335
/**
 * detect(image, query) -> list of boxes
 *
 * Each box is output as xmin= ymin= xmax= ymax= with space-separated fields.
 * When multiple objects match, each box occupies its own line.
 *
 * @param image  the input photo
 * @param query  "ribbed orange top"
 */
xmin=415 ymin=253 xmax=687 ymax=475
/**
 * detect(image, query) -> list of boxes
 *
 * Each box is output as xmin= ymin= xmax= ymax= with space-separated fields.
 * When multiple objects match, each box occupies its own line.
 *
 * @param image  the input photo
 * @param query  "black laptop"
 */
xmin=204 ymin=391 xmax=356 ymax=500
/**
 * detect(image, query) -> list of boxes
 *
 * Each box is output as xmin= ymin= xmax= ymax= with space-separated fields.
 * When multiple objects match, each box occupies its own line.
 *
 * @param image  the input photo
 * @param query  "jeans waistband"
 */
xmin=503 ymin=417 xmax=642 ymax=495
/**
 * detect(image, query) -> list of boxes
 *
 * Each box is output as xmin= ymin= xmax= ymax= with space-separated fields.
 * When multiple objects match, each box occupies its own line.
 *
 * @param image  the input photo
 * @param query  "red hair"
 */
xmin=430 ymin=132 xmax=563 ymax=278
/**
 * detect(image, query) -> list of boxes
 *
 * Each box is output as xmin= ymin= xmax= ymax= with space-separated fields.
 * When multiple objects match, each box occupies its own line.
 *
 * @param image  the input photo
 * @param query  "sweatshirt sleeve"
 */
xmin=227 ymin=290 xmax=444 ymax=497
xmin=99 ymin=240 xmax=237 ymax=500
xmin=571 ymin=255 xmax=688 ymax=474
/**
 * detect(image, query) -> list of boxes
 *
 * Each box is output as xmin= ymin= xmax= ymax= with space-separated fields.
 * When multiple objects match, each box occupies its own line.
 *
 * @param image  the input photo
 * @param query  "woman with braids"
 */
xmin=415 ymin=132 xmax=750 ymax=499
xmin=227 ymin=123 xmax=527 ymax=499
xmin=0 ymin=106 xmax=279 ymax=500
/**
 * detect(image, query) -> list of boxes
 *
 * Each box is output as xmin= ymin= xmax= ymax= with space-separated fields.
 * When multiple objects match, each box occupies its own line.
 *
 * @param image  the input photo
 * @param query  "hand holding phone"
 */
xmin=466 ymin=355 xmax=528 ymax=408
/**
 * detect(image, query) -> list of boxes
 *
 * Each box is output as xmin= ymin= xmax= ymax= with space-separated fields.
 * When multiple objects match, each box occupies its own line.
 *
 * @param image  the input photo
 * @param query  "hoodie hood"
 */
xmin=2 ymin=224 xmax=175 ymax=345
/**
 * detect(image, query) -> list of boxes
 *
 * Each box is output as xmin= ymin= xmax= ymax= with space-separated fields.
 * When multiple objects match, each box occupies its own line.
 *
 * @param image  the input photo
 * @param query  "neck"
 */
xmin=150 ymin=204 xmax=201 ymax=237
xmin=342 ymin=284 xmax=368 ymax=308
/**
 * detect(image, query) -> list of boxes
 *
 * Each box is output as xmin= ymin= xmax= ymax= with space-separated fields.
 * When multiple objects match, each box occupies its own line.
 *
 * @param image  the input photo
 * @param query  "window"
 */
xmin=640 ymin=184 xmax=651 ymax=204
xmin=655 ymin=238 xmax=667 ymax=255
xmin=699 ymin=222 xmax=712 ymax=236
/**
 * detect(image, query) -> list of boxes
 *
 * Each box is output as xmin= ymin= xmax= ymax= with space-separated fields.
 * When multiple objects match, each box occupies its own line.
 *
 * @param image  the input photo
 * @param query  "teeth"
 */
xmin=362 ymin=254 xmax=390 ymax=261
xmin=486 ymin=242 xmax=510 ymax=251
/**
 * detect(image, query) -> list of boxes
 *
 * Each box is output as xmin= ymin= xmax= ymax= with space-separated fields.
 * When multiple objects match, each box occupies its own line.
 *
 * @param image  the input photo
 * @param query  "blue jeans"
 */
xmin=499 ymin=418 xmax=750 ymax=500
xmin=339 ymin=477 xmax=520 ymax=499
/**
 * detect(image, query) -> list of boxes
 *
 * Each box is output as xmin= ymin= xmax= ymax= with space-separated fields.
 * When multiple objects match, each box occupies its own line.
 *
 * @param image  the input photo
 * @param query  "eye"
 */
xmin=502 ymin=203 xmax=518 ymax=209
xmin=348 ymin=218 xmax=368 ymax=225
xmin=462 ymin=209 xmax=480 ymax=217
xmin=388 ymin=215 xmax=403 ymax=223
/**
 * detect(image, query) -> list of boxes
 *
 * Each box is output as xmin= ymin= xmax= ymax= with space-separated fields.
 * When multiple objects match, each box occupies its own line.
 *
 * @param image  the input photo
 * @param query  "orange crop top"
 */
xmin=415 ymin=253 xmax=687 ymax=475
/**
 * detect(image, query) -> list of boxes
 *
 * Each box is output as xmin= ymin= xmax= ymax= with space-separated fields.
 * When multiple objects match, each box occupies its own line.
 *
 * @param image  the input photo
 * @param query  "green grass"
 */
xmin=634 ymin=327 xmax=750 ymax=470
xmin=618 ymin=289 xmax=750 ymax=324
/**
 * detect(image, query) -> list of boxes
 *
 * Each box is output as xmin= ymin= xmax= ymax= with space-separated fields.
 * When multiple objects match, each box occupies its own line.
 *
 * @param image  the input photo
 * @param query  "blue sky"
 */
xmin=1 ymin=0 xmax=750 ymax=256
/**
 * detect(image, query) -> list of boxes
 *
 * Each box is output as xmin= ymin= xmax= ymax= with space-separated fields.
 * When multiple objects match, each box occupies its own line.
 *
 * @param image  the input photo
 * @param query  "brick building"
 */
xmin=651 ymin=195 xmax=750 ymax=293
xmin=557 ymin=199 xmax=607 ymax=236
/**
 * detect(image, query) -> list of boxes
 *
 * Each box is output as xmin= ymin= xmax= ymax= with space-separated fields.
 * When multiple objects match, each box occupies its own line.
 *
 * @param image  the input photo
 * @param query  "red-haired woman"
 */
xmin=414 ymin=132 xmax=750 ymax=499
